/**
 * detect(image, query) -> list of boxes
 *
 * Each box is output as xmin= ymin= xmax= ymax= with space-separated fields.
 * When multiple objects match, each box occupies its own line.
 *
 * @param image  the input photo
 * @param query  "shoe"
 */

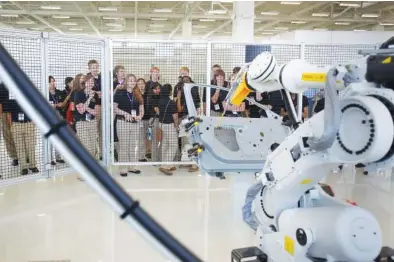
xmin=26 ymin=158 xmax=30 ymax=164
xmin=114 ymin=150 xmax=119 ymax=162
xmin=56 ymin=159 xmax=65 ymax=164
xmin=188 ymin=166 xmax=199 ymax=173
xmin=20 ymin=168 xmax=28 ymax=175
xmin=145 ymin=153 xmax=152 ymax=159
xmin=29 ymin=167 xmax=39 ymax=173
xmin=159 ymin=167 xmax=173 ymax=176
xmin=51 ymin=161 xmax=56 ymax=166
xmin=11 ymin=159 xmax=19 ymax=166
xmin=170 ymin=167 xmax=177 ymax=171
xmin=120 ymin=173 xmax=128 ymax=177
xmin=138 ymin=159 xmax=147 ymax=162
xmin=128 ymin=169 xmax=141 ymax=174
xmin=77 ymin=176 xmax=84 ymax=181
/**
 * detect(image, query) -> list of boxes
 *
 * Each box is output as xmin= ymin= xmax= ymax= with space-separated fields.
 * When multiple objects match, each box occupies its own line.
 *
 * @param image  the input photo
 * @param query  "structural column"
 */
xmin=182 ymin=20 xmax=192 ymax=38
xmin=232 ymin=1 xmax=255 ymax=42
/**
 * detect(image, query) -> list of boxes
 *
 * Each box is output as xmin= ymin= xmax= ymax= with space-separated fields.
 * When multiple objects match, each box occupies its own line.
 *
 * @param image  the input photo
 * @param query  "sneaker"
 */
xmin=145 ymin=153 xmax=152 ymax=159
xmin=188 ymin=166 xmax=199 ymax=173
xmin=56 ymin=159 xmax=66 ymax=164
xmin=128 ymin=169 xmax=141 ymax=174
xmin=29 ymin=167 xmax=39 ymax=173
xmin=138 ymin=159 xmax=147 ymax=162
xmin=50 ymin=161 xmax=56 ymax=166
xmin=11 ymin=159 xmax=19 ymax=166
xmin=159 ymin=167 xmax=173 ymax=176
xmin=120 ymin=173 xmax=128 ymax=177
xmin=20 ymin=168 xmax=28 ymax=175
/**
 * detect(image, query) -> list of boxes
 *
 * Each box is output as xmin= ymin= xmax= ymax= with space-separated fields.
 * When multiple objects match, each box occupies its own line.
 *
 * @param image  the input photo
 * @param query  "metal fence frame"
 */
xmin=0 ymin=28 xmax=381 ymax=185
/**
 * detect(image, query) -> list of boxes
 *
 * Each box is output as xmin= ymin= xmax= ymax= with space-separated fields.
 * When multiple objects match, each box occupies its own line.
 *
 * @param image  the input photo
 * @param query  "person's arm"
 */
xmin=303 ymin=96 xmax=309 ymax=119
xmin=136 ymin=104 xmax=144 ymax=121
xmin=113 ymin=93 xmax=132 ymax=120
xmin=172 ymin=112 xmax=179 ymax=130
xmin=211 ymin=89 xmax=220 ymax=103
xmin=85 ymin=92 xmax=98 ymax=116
xmin=176 ymin=89 xmax=183 ymax=113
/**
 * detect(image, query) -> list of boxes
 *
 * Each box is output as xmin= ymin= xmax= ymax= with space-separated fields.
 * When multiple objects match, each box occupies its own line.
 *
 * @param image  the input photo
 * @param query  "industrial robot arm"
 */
xmin=234 ymin=46 xmax=394 ymax=261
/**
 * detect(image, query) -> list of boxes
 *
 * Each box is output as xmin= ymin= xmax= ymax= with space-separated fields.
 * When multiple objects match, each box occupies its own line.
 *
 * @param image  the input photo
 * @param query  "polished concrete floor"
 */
xmin=0 ymin=165 xmax=393 ymax=262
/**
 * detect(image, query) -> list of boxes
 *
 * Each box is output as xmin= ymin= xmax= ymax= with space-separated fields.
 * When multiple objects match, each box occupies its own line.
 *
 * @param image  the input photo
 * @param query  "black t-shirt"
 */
xmin=145 ymin=80 xmax=162 ymax=94
xmin=174 ymin=85 xmax=201 ymax=117
xmin=202 ymin=82 xmax=228 ymax=112
xmin=246 ymin=92 xmax=270 ymax=118
xmin=158 ymin=97 xmax=177 ymax=124
xmin=314 ymin=98 xmax=325 ymax=114
xmin=0 ymin=83 xmax=10 ymax=110
xmin=268 ymin=90 xmax=284 ymax=115
xmin=142 ymin=92 xmax=159 ymax=120
xmin=289 ymin=95 xmax=309 ymax=112
xmin=72 ymin=91 xmax=99 ymax=121
xmin=49 ymin=89 xmax=67 ymax=115
xmin=0 ymin=83 xmax=31 ymax=122
xmin=114 ymin=89 xmax=141 ymax=120
xmin=88 ymin=73 xmax=101 ymax=105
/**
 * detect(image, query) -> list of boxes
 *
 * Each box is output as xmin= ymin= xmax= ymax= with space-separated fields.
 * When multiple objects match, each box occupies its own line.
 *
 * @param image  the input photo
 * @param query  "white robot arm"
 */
xmin=231 ymin=50 xmax=394 ymax=261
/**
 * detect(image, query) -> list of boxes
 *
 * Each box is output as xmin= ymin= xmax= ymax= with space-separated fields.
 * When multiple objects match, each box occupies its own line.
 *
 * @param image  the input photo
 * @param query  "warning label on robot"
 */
xmin=301 ymin=72 xmax=326 ymax=82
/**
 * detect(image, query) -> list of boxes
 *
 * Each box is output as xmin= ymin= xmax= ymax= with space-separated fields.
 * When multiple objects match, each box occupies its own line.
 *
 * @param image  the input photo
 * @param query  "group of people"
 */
xmin=0 ymin=59 xmax=326 ymax=179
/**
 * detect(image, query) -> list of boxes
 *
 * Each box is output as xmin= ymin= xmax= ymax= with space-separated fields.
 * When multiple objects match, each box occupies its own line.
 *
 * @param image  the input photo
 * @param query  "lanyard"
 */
xmin=127 ymin=92 xmax=134 ymax=109
xmin=50 ymin=93 xmax=58 ymax=104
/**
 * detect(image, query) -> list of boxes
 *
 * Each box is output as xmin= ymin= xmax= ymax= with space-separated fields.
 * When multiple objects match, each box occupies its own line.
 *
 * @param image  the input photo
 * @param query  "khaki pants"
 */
xmin=140 ymin=119 xmax=149 ymax=159
xmin=76 ymin=120 xmax=98 ymax=157
xmin=150 ymin=118 xmax=160 ymax=162
xmin=117 ymin=120 xmax=141 ymax=172
xmin=210 ymin=110 xmax=222 ymax=117
xmin=159 ymin=123 xmax=178 ymax=165
xmin=11 ymin=122 xmax=37 ymax=169
xmin=2 ymin=113 xmax=17 ymax=159
xmin=97 ymin=111 xmax=102 ymax=158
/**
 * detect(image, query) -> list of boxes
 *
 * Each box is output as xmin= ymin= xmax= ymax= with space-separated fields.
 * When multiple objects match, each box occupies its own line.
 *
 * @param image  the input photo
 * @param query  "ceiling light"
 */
xmin=61 ymin=22 xmax=77 ymax=26
xmin=41 ymin=6 xmax=61 ymax=10
xmin=0 ymin=192 xmax=4 ymax=196
xmin=312 ymin=12 xmax=329 ymax=17
xmin=220 ymin=0 xmax=233 ymax=2
xmin=69 ymin=28 xmax=83 ymax=31
xmin=281 ymin=1 xmax=301 ymax=5
xmin=354 ymin=29 xmax=366 ymax=31
xmin=1 ymin=14 xmax=18 ymax=17
xmin=208 ymin=10 xmax=227 ymax=14
xmin=16 ymin=20 xmax=35 ymax=25
xmin=380 ymin=22 xmax=394 ymax=26
xmin=335 ymin=22 xmax=350 ymax=25
xmin=339 ymin=2 xmax=361 ymax=7
xmin=102 ymin=16 xmax=122 ymax=20
xmin=109 ymin=28 xmax=123 ymax=32
xmin=106 ymin=23 xmax=123 ymax=27
xmin=275 ymin=27 xmax=289 ymax=30
xmin=291 ymin=21 xmax=306 ymax=24
xmin=149 ymin=24 xmax=165 ymax=28
xmin=0 ymin=5 xmax=2 ymax=8
xmin=98 ymin=7 xmax=118 ymax=12
xmin=255 ymin=20 xmax=262 ymax=23
xmin=193 ymin=25 xmax=207 ymax=29
xmin=262 ymin=32 xmax=274 ymax=35
xmin=153 ymin=8 xmax=172 ymax=13
xmin=52 ymin=15 xmax=70 ymax=19
xmin=361 ymin=13 xmax=379 ymax=18
xmin=148 ymin=30 xmax=162 ymax=33
xmin=261 ymin=11 xmax=279 ymax=15
xmin=151 ymin=18 xmax=168 ymax=21
xmin=314 ymin=28 xmax=328 ymax=31
xmin=29 ymin=27 xmax=42 ymax=31
xmin=224 ymin=31 xmax=232 ymax=33
xmin=200 ymin=19 xmax=216 ymax=22
xmin=37 ymin=213 xmax=47 ymax=217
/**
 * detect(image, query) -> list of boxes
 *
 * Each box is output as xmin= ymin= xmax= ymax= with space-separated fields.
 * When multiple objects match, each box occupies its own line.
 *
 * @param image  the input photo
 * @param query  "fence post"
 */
xmin=206 ymin=41 xmax=212 ymax=116
xmin=300 ymin=41 xmax=305 ymax=60
xmin=40 ymin=32 xmax=51 ymax=178
xmin=102 ymin=38 xmax=111 ymax=168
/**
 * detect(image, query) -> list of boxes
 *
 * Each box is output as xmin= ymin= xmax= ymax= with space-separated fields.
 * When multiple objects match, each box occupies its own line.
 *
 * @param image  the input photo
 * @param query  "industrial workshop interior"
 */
xmin=1 ymin=0 xmax=394 ymax=261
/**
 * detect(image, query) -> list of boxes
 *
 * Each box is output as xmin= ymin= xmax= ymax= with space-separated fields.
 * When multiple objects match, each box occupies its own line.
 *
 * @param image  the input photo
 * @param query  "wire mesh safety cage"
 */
xmin=47 ymin=38 xmax=104 ymax=173
xmin=0 ymin=33 xmax=44 ymax=181
xmin=0 ymin=29 xmax=382 ymax=183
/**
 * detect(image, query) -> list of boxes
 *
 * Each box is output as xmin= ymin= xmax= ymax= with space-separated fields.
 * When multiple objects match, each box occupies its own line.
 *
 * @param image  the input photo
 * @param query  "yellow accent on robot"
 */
xmin=230 ymin=72 xmax=251 ymax=106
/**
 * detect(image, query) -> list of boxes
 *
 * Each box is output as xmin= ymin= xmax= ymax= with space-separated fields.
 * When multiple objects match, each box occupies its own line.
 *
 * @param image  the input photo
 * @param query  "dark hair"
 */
xmin=215 ymin=69 xmax=225 ymax=78
xmin=160 ymin=84 xmax=172 ymax=97
xmin=137 ymin=78 xmax=146 ymax=85
xmin=182 ymin=76 xmax=192 ymax=83
xmin=233 ymin=67 xmax=241 ymax=74
xmin=88 ymin=59 xmax=99 ymax=67
xmin=151 ymin=81 xmax=161 ymax=90
xmin=49 ymin=76 xmax=55 ymax=83
xmin=65 ymin=77 xmax=73 ymax=86
xmin=212 ymin=64 xmax=221 ymax=69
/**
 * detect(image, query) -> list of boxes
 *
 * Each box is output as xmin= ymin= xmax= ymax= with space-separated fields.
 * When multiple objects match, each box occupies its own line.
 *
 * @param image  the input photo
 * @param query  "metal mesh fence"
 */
xmin=47 ymin=37 xmax=104 ymax=173
xmin=0 ymin=33 xmax=44 ymax=181
xmin=111 ymin=41 xmax=207 ymax=173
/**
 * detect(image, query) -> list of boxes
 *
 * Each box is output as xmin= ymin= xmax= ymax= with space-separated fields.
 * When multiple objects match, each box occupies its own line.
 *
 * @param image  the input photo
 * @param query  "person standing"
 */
xmin=136 ymin=78 xmax=151 ymax=161
xmin=112 ymin=65 xmax=126 ymax=161
xmin=114 ymin=74 xmax=144 ymax=177
xmin=157 ymin=84 xmax=179 ymax=176
xmin=87 ymin=60 xmax=102 ymax=160
xmin=0 ymin=82 xmax=18 ymax=166
xmin=73 ymin=75 xmax=100 ymax=159
xmin=145 ymin=66 xmax=161 ymax=95
xmin=48 ymin=76 xmax=66 ymax=165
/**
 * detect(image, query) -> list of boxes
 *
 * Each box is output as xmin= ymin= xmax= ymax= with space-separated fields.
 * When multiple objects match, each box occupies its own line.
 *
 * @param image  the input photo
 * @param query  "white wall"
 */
xmin=269 ymin=30 xmax=393 ymax=45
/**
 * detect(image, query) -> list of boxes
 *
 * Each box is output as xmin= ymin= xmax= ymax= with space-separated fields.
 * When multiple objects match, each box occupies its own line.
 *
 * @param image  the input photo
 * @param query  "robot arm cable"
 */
xmin=307 ymin=68 xmax=341 ymax=151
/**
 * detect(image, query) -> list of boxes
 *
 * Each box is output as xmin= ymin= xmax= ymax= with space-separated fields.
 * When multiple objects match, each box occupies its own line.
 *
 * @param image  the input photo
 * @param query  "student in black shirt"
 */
xmin=203 ymin=64 xmax=223 ymax=115
xmin=113 ymin=65 xmax=126 ymax=91
xmin=0 ymin=82 xmax=18 ymax=166
xmin=1 ymin=86 xmax=39 ymax=175
xmin=203 ymin=69 xmax=228 ymax=116
xmin=245 ymin=92 xmax=271 ymax=118
xmin=137 ymin=78 xmax=152 ymax=161
xmin=141 ymin=81 xmax=161 ymax=162
xmin=314 ymin=97 xmax=325 ymax=114
xmin=48 ymin=76 xmax=66 ymax=165
xmin=157 ymin=84 xmax=179 ymax=176
xmin=114 ymin=74 xmax=144 ymax=177
xmin=175 ymin=76 xmax=200 ymax=172
xmin=282 ymin=93 xmax=309 ymax=121
xmin=87 ymin=60 xmax=102 ymax=160
xmin=145 ymin=66 xmax=161 ymax=95
xmin=73 ymin=74 xmax=100 ymax=162
xmin=268 ymin=90 xmax=285 ymax=116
